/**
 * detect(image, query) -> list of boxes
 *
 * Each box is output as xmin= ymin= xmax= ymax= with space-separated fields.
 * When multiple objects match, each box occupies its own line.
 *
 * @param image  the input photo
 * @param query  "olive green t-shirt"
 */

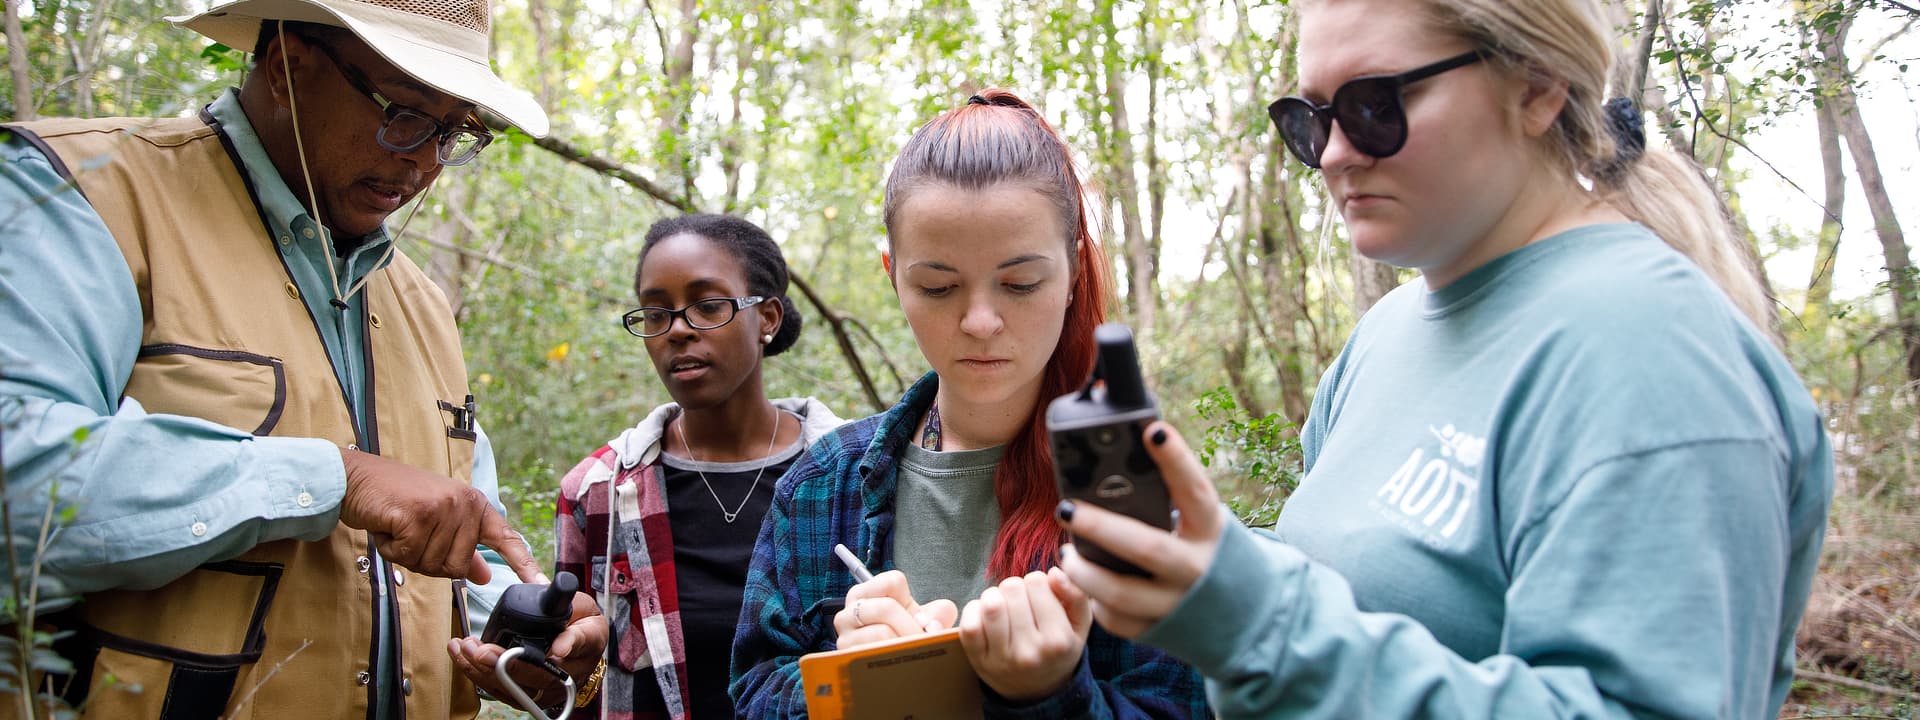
xmin=891 ymin=442 xmax=1004 ymax=606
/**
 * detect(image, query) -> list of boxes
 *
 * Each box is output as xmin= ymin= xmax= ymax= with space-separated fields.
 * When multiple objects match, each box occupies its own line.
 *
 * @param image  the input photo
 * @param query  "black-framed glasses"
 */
xmin=622 ymin=296 xmax=767 ymax=338
xmin=309 ymin=43 xmax=494 ymax=166
xmin=1268 ymin=50 xmax=1486 ymax=169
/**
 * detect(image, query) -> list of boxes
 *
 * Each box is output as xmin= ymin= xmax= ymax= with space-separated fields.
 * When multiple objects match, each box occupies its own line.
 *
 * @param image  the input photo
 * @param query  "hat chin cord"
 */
xmin=277 ymin=20 xmax=428 ymax=312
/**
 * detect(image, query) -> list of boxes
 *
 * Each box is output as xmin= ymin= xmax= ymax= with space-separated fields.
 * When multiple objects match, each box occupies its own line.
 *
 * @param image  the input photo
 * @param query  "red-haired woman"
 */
xmin=729 ymin=89 xmax=1208 ymax=718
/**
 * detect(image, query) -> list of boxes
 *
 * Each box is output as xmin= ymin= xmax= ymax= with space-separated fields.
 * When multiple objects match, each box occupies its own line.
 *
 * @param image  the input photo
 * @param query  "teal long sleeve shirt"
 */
xmin=2 ymin=90 xmax=515 ymax=713
xmin=1139 ymin=225 xmax=1833 ymax=719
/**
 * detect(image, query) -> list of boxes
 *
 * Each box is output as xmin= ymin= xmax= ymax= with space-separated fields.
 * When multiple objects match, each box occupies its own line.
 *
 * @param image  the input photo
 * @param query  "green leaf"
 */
xmin=199 ymin=42 xmax=249 ymax=73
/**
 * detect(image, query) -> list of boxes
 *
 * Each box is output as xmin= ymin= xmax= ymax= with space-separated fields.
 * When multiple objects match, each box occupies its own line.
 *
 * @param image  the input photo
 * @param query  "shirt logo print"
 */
xmin=1372 ymin=424 xmax=1484 ymax=545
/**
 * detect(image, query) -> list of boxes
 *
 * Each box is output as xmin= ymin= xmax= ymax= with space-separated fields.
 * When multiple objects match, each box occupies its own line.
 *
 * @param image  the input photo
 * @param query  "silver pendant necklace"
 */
xmin=674 ymin=411 xmax=782 ymax=523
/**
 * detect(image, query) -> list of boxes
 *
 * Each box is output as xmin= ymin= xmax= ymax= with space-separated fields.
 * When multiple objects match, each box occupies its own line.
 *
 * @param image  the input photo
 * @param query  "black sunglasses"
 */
xmin=1268 ymin=50 xmax=1486 ymax=169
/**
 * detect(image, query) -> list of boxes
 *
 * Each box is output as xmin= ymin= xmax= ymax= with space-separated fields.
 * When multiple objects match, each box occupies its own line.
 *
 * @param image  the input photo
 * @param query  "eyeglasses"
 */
xmin=622 ymin=296 xmax=767 ymax=338
xmin=1268 ymin=50 xmax=1486 ymax=169
xmin=309 ymin=43 xmax=494 ymax=166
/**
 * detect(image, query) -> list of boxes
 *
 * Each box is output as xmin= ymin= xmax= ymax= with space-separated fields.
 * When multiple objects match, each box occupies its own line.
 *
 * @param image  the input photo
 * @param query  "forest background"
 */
xmin=3 ymin=0 xmax=1918 ymax=715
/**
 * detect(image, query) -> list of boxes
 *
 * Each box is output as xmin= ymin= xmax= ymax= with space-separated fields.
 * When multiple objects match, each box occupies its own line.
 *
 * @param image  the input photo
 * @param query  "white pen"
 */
xmin=833 ymin=543 xmax=874 ymax=583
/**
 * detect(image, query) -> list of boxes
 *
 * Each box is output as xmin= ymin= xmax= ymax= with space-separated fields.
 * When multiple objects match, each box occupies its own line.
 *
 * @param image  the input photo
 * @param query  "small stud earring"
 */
xmin=762 ymin=334 xmax=773 ymax=344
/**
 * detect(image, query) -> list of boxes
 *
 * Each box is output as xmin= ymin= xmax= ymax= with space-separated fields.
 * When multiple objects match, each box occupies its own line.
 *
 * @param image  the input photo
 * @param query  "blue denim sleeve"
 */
xmin=465 ymin=423 xmax=524 ymax=633
xmin=0 ymin=133 xmax=344 ymax=613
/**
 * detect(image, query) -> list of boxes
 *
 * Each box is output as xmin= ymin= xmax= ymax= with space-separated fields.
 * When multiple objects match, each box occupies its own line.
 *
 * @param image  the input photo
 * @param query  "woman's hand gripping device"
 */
xmin=480 ymin=571 xmax=581 ymax=719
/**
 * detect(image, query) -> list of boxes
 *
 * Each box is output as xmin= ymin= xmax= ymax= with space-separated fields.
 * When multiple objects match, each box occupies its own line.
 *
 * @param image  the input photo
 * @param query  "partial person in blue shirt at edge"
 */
xmin=0 ymin=0 xmax=606 ymax=717
xmin=730 ymin=88 xmax=1209 ymax=719
xmin=1054 ymin=0 xmax=1834 ymax=718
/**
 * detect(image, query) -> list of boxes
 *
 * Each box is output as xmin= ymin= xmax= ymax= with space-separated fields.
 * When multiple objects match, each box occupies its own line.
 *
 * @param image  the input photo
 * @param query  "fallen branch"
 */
xmin=1795 ymin=666 xmax=1920 ymax=702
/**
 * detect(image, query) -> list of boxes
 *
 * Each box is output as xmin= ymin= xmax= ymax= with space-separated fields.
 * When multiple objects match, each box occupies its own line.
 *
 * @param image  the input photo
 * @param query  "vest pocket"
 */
xmin=125 ymin=344 xmax=286 ymax=436
xmin=436 ymin=398 xmax=477 ymax=481
xmin=57 ymin=560 xmax=283 ymax=720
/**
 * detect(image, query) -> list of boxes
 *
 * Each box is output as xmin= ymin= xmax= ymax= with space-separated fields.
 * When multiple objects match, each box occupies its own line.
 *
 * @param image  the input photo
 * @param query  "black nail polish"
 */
xmin=1151 ymin=428 xmax=1168 ymax=446
xmin=1055 ymin=499 xmax=1076 ymax=523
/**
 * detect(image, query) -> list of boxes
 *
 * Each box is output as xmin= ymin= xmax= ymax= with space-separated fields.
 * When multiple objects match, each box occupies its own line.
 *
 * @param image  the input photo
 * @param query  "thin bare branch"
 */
xmin=842 ymin=315 xmax=907 ymax=395
xmin=531 ymin=134 xmax=697 ymax=213
xmin=1854 ymin=17 xmax=1915 ymax=74
xmin=787 ymin=273 xmax=885 ymax=412
xmin=1659 ymin=16 xmax=1840 ymax=225
xmin=1870 ymin=0 xmax=1920 ymax=17
xmin=407 ymin=233 xmax=629 ymax=309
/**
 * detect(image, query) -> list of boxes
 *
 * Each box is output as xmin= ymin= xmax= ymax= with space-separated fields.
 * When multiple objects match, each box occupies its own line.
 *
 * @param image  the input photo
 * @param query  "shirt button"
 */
xmin=356 ymin=555 xmax=371 ymax=574
xmin=392 ymin=568 xmax=405 ymax=586
xmin=355 ymin=670 xmax=371 ymax=687
xmin=401 ymin=676 xmax=413 ymax=696
xmin=190 ymin=522 xmax=207 ymax=537
xmin=301 ymin=227 xmax=316 ymax=239
xmin=296 ymin=491 xmax=313 ymax=508
xmin=346 ymin=443 xmax=359 ymax=452
xmin=284 ymin=282 xmax=300 ymax=300
xmin=278 ymin=234 xmax=291 ymax=247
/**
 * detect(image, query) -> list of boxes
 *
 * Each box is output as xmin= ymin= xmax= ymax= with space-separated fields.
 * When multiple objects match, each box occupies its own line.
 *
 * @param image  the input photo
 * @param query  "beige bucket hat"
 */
xmin=170 ymin=0 xmax=548 ymax=137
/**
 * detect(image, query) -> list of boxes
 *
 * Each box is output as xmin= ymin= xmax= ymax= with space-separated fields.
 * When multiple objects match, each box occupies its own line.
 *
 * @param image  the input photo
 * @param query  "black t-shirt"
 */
xmin=646 ymin=437 xmax=800 ymax=717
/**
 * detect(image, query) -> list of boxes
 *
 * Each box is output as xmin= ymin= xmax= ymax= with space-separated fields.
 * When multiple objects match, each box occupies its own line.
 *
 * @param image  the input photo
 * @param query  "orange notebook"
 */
xmin=797 ymin=627 xmax=984 ymax=720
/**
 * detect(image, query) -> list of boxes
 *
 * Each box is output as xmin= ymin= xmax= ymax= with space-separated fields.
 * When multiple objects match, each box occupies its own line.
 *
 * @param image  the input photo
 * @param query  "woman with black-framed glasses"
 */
xmin=512 ymin=214 xmax=844 ymax=718
xmin=1055 ymin=0 xmax=1833 ymax=718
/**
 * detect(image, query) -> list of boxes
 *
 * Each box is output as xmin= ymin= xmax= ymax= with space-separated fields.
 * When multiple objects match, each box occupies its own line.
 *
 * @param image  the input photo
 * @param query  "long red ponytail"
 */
xmin=883 ymin=88 xmax=1112 ymax=579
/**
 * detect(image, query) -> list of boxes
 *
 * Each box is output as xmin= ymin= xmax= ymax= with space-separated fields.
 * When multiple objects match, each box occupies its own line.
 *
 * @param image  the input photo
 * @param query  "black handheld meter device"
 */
xmin=1046 ymin=323 xmax=1173 ymax=577
xmin=479 ymin=571 xmax=580 ymax=719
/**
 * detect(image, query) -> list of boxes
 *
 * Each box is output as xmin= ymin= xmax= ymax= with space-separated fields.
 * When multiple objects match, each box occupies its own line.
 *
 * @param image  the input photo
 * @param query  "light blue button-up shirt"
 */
xmin=1 ymin=89 xmax=515 ymax=715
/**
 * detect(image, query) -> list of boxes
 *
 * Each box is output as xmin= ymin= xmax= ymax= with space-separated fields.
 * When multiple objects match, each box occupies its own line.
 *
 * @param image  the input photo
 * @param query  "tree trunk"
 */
xmin=528 ymin=0 xmax=555 ymax=108
xmin=5 ymin=0 xmax=32 ymax=120
xmin=421 ymin=179 xmax=471 ymax=311
xmin=1802 ymin=23 xmax=1847 ymax=331
xmin=1142 ymin=0 xmax=1165 ymax=334
xmin=1350 ymin=251 xmax=1399 ymax=315
xmin=1097 ymin=0 xmax=1153 ymax=339
xmin=1603 ymin=0 xmax=1661 ymax=105
xmin=1222 ymin=313 xmax=1269 ymax=420
xmin=1819 ymin=7 xmax=1920 ymax=384
xmin=662 ymin=0 xmax=699 ymax=206
xmin=720 ymin=32 xmax=748 ymax=214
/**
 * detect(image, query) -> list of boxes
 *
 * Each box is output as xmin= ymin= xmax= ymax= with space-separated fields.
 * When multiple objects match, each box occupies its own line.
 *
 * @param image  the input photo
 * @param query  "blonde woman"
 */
xmin=1057 ymin=1 xmax=1834 ymax=718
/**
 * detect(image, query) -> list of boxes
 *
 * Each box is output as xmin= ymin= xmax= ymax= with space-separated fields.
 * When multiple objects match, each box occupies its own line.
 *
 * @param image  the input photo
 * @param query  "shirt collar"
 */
xmin=206 ymin=88 xmax=393 ymax=264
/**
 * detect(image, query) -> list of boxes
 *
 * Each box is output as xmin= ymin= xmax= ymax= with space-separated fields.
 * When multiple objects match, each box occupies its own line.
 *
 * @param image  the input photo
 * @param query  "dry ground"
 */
xmin=1780 ymin=493 xmax=1920 ymax=719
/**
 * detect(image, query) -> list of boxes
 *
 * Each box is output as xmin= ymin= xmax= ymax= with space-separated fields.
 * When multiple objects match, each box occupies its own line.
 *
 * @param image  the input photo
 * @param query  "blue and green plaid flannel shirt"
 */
xmin=730 ymin=372 xmax=1211 ymax=718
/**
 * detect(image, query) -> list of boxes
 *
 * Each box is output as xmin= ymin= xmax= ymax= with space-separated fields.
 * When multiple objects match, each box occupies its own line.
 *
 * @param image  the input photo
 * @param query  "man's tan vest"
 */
xmin=14 ymin=112 xmax=481 ymax=720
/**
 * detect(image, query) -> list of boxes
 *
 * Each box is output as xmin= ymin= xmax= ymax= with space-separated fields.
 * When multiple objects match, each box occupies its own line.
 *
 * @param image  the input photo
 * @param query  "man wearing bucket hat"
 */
xmin=0 ymin=0 xmax=606 ymax=716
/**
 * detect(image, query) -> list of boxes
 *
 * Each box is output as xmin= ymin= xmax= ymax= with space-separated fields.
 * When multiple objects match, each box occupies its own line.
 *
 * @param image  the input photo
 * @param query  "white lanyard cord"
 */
xmin=277 ymin=20 xmax=421 ymax=311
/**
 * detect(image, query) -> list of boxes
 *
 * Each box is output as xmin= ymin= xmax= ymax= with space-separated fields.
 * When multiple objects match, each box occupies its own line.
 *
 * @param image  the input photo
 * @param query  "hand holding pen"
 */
xmin=831 ymin=543 xmax=959 ymax=649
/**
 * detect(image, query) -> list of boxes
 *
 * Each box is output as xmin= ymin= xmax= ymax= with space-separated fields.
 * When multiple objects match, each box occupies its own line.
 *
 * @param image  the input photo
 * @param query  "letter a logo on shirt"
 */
xmin=1374 ymin=424 xmax=1485 ymax=544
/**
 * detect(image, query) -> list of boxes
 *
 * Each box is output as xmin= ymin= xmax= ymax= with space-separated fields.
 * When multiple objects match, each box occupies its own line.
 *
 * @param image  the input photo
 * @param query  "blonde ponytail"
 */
xmin=1422 ymin=0 xmax=1779 ymax=337
xmin=1600 ymin=146 xmax=1778 ymax=337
